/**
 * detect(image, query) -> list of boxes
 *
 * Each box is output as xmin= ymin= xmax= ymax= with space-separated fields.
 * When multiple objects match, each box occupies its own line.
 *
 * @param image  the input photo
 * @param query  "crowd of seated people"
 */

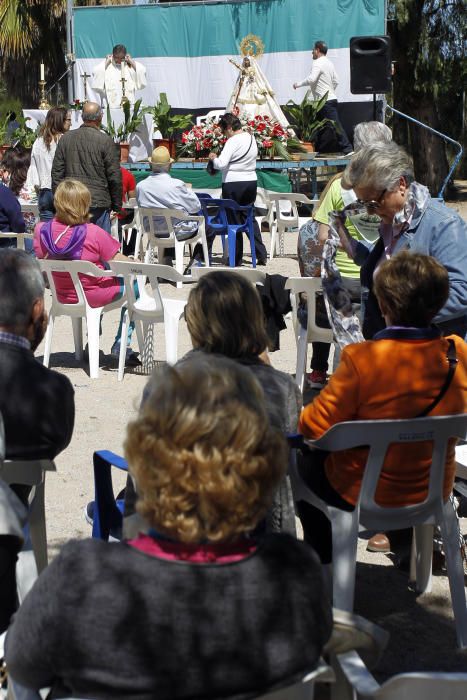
xmin=0 ymin=110 xmax=466 ymax=699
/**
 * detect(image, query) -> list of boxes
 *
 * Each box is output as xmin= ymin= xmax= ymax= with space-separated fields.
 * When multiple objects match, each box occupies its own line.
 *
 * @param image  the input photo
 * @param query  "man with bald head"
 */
xmin=51 ymin=101 xmax=121 ymax=233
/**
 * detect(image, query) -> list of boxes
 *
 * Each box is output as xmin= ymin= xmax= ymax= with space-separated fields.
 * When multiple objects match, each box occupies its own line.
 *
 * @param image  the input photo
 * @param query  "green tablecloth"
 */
xmin=130 ymin=168 xmax=292 ymax=193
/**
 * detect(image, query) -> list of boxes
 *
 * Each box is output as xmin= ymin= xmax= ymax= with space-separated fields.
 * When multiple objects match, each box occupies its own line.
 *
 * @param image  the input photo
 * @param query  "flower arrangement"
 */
xmin=242 ymin=114 xmax=290 ymax=159
xmin=179 ymin=113 xmax=297 ymax=159
xmin=179 ymin=117 xmax=226 ymax=157
xmin=69 ymin=99 xmax=85 ymax=112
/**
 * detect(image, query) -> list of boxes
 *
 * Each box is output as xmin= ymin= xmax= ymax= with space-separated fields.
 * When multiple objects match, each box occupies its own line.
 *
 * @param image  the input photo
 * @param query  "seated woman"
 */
xmin=297 ymin=121 xmax=392 ymax=388
xmin=6 ymin=355 xmax=332 ymax=699
xmin=0 ymin=151 xmax=26 ymax=247
xmin=33 ymin=178 xmax=137 ymax=360
xmin=184 ymin=270 xmax=301 ymax=532
xmin=296 ymin=252 xmax=467 ymax=563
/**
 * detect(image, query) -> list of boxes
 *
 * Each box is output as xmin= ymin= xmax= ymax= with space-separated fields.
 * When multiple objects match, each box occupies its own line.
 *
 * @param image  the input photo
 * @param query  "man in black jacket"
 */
xmin=0 ymin=249 xmax=75 ymax=632
xmin=51 ymin=101 xmax=122 ymax=233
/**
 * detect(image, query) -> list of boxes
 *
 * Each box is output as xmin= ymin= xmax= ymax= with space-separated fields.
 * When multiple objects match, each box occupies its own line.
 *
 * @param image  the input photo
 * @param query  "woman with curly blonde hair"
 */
xmin=6 ymin=354 xmax=331 ymax=700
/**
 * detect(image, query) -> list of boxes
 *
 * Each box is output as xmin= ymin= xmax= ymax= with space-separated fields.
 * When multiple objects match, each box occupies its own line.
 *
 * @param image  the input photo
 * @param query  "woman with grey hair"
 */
xmin=341 ymin=141 xmax=467 ymax=339
xmin=297 ymin=121 xmax=392 ymax=388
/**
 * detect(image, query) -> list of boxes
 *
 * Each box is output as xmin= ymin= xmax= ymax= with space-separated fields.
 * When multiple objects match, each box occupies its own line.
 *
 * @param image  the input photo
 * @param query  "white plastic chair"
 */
xmin=109 ymin=261 xmax=186 ymax=381
xmin=335 ymin=649 xmax=467 ymax=700
xmin=290 ymin=414 xmax=467 ymax=648
xmin=266 ymin=192 xmax=317 ymax=259
xmin=285 ymin=276 xmax=333 ymax=391
xmin=136 ymin=207 xmax=209 ymax=287
xmin=0 ymin=232 xmax=34 ymax=251
xmin=0 ymin=457 xmax=56 ymax=602
xmin=38 ymin=259 xmax=125 ymax=379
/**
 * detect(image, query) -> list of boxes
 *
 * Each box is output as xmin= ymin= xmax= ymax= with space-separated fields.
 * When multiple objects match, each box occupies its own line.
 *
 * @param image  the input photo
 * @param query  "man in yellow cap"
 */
xmin=136 ymin=146 xmax=202 ymax=265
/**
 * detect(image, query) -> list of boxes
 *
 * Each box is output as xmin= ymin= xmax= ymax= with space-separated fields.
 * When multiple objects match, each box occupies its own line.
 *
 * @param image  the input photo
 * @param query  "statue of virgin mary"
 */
xmin=226 ymin=35 xmax=291 ymax=128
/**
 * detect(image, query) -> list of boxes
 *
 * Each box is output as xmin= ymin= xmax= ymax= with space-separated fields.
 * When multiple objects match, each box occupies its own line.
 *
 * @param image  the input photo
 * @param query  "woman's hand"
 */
xmin=208 ymin=152 xmax=217 ymax=160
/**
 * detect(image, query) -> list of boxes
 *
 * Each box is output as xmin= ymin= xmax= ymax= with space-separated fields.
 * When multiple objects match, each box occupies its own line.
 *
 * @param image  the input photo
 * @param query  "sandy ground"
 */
xmin=37 ymin=186 xmax=467 ymax=679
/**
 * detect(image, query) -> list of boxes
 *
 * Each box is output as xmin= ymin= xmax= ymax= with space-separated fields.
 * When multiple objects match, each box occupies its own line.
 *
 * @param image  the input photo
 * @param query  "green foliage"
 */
xmin=9 ymin=114 xmax=38 ymax=148
xmin=102 ymin=98 xmax=145 ymax=143
xmin=0 ymin=112 xmax=11 ymax=145
xmin=285 ymin=91 xmax=334 ymax=143
xmin=149 ymin=93 xmax=193 ymax=138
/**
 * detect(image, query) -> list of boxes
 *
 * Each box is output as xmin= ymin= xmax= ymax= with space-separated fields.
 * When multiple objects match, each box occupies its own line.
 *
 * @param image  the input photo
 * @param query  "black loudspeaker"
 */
xmin=350 ymin=35 xmax=392 ymax=94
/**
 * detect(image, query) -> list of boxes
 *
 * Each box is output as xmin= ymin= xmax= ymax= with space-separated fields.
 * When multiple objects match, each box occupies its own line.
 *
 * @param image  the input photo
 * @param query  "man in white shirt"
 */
xmin=136 ymin=146 xmax=206 ymax=266
xmin=92 ymin=44 xmax=147 ymax=109
xmin=293 ymin=40 xmax=352 ymax=154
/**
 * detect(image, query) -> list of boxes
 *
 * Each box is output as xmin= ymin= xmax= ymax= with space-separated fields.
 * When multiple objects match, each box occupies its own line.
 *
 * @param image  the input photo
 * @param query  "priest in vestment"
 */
xmin=92 ymin=44 xmax=147 ymax=109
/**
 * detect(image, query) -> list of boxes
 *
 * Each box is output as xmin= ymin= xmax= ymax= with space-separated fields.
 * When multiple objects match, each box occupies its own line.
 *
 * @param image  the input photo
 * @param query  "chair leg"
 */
xmin=440 ymin=503 xmax=467 ymax=648
xmin=269 ymin=222 xmax=277 ymax=261
xmin=411 ymin=524 xmax=433 ymax=593
xmin=249 ymin=225 xmax=257 ymax=268
xmin=164 ymin=311 xmax=181 ymax=365
xmin=174 ymin=241 xmax=184 ymax=288
xmin=72 ymin=317 xmax=83 ymax=361
xmin=228 ymin=230 xmax=236 ymax=267
xmin=28 ymin=478 xmax=48 ymax=573
xmin=86 ymin=308 xmax=102 ymax=379
xmin=295 ymin=323 xmax=308 ymax=392
xmin=42 ymin=313 xmax=55 ymax=367
xmin=331 ymin=510 xmax=359 ymax=611
xmin=118 ymin=310 xmax=130 ymax=382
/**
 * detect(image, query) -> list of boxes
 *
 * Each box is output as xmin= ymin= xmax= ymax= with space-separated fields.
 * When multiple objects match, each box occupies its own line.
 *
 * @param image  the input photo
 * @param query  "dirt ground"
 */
xmin=38 ymin=183 xmax=467 ymax=680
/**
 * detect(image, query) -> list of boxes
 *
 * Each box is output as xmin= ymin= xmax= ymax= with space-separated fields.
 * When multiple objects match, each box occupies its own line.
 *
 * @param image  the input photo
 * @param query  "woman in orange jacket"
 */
xmin=297 ymin=251 xmax=467 ymax=562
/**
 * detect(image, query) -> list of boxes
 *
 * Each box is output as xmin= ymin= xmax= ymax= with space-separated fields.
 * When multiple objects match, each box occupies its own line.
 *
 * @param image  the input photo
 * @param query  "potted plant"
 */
xmin=0 ymin=114 xmax=11 ymax=157
xmin=149 ymin=93 xmax=193 ymax=157
xmin=10 ymin=114 xmax=38 ymax=150
xmin=102 ymin=99 xmax=145 ymax=162
xmin=285 ymin=91 xmax=335 ymax=153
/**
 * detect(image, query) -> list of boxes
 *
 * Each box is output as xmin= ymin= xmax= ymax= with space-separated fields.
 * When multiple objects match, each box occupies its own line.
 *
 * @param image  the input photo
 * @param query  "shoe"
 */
xmin=110 ymin=342 xmax=141 ymax=366
xmin=257 ymin=258 xmax=267 ymax=266
xmin=342 ymin=149 xmax=354 ymax=156
xmin=306 ymin=370 xmax=327 ymax=388
xmin=84 ymin=501 xmax=94 ymax=526
xmin=367 ymin=532 xmax=390 ymax=553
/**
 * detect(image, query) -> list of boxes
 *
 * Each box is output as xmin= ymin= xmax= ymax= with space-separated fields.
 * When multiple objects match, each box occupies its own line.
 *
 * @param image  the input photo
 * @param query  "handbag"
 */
xmin=206 ymin=134 xmax=254 ymax=176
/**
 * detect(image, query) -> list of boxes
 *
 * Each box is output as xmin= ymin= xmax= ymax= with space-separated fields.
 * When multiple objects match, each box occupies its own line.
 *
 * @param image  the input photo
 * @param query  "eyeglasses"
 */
xmin=357 ymin=189 xmax=387 ymax=210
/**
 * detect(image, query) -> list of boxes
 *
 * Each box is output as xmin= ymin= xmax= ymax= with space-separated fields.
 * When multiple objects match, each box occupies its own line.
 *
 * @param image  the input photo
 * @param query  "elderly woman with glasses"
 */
xmin=339 ymin=141 xmax=467 ymax=339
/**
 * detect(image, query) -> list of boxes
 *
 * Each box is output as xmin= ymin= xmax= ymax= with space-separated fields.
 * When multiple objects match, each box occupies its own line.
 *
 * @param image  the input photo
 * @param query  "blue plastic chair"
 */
xmin=197 ymin=195 xmax=228 ymax=258
xmin=198 ymin=197 xmax=256 ymax=267
xmin=92 ymin=450 xmax=128 ymax=540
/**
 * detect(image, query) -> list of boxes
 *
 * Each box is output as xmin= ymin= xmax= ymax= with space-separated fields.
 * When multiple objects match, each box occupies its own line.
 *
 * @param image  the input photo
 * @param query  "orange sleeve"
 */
xmin=299 ymin=346 xmax=361 ymax=438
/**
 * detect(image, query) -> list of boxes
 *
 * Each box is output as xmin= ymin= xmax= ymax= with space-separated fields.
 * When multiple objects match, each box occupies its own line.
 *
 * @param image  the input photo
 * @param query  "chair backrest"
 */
xmin=136 ymin=206 xmax=205 ymax=244
xmin=0 ymin=232 xmax=34 ymax=251
xmin=308 ymin=415 xmax=467 ymax=529
xmin=191 ymin=265 xmax=266 ymax=286
xmin=110 ymin=260 xmax=184 ymax=320
xmin=285 ymin=276 xmax=334 ymax=344
xmin=38 ymin=259 xmax=118 ymax=313
xmin=337 ymin=649 xmax=467 ymax=700
xmin=267 ymin=192 xmax=317 ymax=227
xmin=198 ymin=197 xmax=229 ymax=228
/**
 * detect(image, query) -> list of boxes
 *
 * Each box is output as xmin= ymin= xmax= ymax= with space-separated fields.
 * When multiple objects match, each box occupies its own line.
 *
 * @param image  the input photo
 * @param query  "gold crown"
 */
xmin=240 ymin=34 xmax=265 ymax=59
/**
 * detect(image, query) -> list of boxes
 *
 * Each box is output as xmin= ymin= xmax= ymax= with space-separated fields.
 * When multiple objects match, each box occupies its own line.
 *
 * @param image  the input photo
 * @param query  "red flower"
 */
xmin=263 ymin=139 xmax=273 ymax=148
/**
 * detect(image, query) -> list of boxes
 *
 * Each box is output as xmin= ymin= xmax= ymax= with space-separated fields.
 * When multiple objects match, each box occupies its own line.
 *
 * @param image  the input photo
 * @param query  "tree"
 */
xmin=388 ymin=0 xmax=466 ymax=194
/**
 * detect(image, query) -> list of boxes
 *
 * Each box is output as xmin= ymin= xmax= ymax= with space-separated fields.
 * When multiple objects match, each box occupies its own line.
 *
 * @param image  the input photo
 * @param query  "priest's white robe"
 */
xmin=92 ymin=60 xmax=147 ymax=108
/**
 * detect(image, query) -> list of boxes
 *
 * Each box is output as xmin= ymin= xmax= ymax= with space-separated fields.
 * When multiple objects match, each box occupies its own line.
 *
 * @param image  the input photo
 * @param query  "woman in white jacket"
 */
xmin=28 ymin=107 xmax=71 ymax=221
xmin=208 ymin=112 xmax=267 ymax=265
